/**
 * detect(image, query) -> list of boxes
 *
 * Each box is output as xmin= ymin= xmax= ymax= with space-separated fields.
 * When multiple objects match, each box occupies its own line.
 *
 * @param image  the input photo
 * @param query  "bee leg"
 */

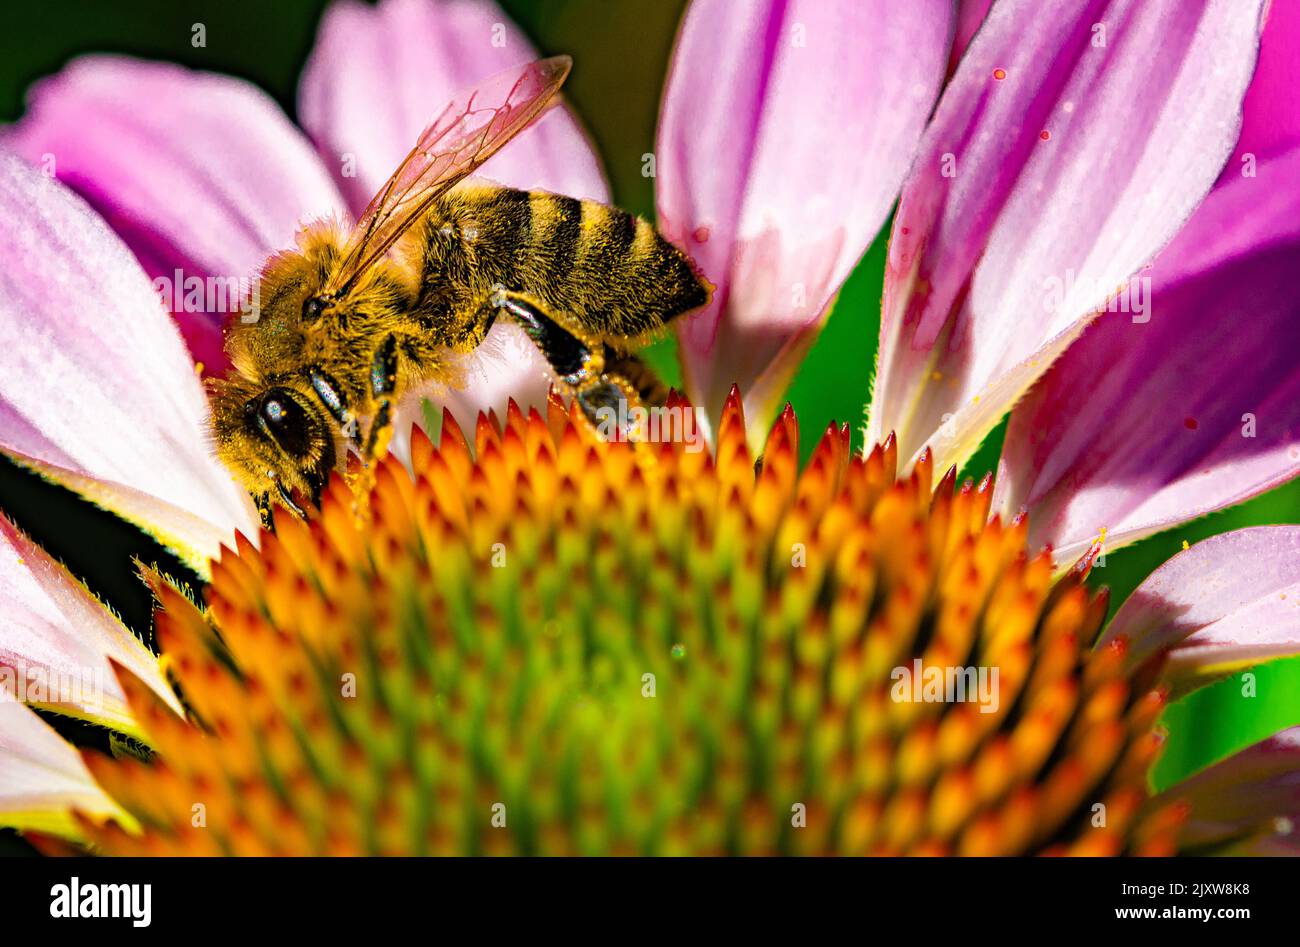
xmin=601 ymin=350 xmax=672 ymax=409
xmin=254 ymin=492 xmax=276 ymax=532
xmin=486 ymin=293 xmax=676 ymax=444
xmin=573 ymin=374 xmax=643 ymax=436
xmin=342 ymin=335 xmax=401 ymax=519
xmin=571 ymin=348 xmax=688 ymax=445
xmin=363 ymin=334 xmax=400 ymax=464
xmin=489 ymin=291 xmax=604 ymax=387
xmin=364 ymin=400 xmax=394 ymax=465
xmin=256 ymin=480 xmax=307 ymax=526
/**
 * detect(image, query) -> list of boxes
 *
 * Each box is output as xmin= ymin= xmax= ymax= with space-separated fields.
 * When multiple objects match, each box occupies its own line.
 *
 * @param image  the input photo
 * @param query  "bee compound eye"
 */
xmin=256 ymin=388 xmax=312 ymax=456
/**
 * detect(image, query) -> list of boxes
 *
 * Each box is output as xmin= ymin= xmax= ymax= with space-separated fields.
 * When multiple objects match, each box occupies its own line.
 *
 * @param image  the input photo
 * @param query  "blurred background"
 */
xmin=1 ymin=0 xmax=1296 ymax=840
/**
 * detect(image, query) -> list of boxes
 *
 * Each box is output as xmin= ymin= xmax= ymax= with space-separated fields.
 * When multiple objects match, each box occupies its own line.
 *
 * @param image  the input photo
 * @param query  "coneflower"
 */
xmin=62 ymin=392 xmax=1260 ymax=856
xmin=3 ymin=0 xmax=1299 ymax=858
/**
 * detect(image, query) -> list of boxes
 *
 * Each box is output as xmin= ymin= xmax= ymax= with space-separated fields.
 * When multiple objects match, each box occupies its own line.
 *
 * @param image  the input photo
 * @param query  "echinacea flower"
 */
xmin=15 ymin=381 xmax=1300 ymax=856
xmin=2 ymin=0 xmax=1299 ymax=856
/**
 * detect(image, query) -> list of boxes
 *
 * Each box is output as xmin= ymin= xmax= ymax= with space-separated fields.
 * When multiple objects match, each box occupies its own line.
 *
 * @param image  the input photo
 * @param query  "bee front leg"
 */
xmin=363 ymin=334 xmax=399 ymax=465
xmin=344 ymin=334 xmax=401 ymax=519
xmin=254 ymin=492 xmax=276 ymax=531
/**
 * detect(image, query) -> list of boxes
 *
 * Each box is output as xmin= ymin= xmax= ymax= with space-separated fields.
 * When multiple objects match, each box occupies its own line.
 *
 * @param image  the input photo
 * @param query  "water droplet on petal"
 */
xmin=692 ymin=225 xmax=711 ymax=243
xmin=671 ymin=643 xmax=687 ymax=661
xmin=1039 ymin=129 xmax=1052 ymax=141
xmin=992 ymin=68 xmax=1006 ymax=81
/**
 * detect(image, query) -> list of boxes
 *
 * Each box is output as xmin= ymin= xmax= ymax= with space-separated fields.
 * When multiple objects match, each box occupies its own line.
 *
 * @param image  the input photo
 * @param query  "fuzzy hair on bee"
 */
xmin=208 ymin=56 xmax=710 ymax=526
xmin=211 ymin=222 xmax=403 ymax=507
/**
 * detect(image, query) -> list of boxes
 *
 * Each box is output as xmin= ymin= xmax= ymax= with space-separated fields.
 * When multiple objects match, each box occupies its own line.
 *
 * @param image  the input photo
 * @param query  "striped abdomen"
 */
xmin=416 ymin=182 xmax=710 ymax=343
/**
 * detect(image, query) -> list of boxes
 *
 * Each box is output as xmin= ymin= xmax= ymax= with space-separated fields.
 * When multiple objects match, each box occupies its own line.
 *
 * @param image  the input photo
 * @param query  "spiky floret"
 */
xmin=80 ymin=389 xmax=1182 ymax=855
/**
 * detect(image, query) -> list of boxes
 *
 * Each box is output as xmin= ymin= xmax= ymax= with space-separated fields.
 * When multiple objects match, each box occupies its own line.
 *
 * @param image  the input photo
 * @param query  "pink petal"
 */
xmin=2 ymin=55 xmax=347 ymax=372
xmin=995 ymin=145 xmax=1300 ymax=562
xmin=949 ymin=0 xmax=995 ymax=74
xmin=657 ymin=0 xmax=952 ymax=445
xmin=1229 ymin=0 xmax=1300 ymax=170
xmin=0 ymin=701 xmax=126 ymax=839
xmin=1 ymin=517 xmax=181 ymax=734
xmin=299 ymin=0 xmax=610 ymax=428
xmin=0 ymin=155 xmax=258 ymax=572
xmin=300 ymin=0 xmax=608 ymax=209
xmin=1160 ymin=725 xmax=1300 ymax=854
xmin=1097 ymin=527 xmax=1300 ymax=692
xmin=868 ymin=0 xmax=1267 ymax=474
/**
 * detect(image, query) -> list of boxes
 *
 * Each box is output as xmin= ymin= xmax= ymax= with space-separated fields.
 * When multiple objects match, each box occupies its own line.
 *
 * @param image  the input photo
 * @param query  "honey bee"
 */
xmin=210 ymin=56 xmax=710 ymax=527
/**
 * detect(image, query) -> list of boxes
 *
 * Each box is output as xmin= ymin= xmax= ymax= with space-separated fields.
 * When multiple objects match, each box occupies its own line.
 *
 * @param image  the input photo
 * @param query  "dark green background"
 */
xmin=0 ymin=0 xmax=1295 ymax=822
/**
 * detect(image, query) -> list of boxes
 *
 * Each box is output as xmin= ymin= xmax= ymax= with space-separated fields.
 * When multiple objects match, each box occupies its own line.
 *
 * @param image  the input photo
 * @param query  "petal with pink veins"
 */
xmin=1 ymin=55 xmax=348 ymax=373
xmin=994 ymin=145 xmax=1300 ymax=563
xmin=0 ymin=155 xmax=258 ymax=573
xmin=1097 ymin=527 xmax=1300 ymax=695
xmin=1158 ymin=724 xmax=1300 ymax=854
xmin=868 ymin=0 xmax=1267 ymax=475
xmin=1 ymin=516 xmax=181 ymax=736
xmin=657 ymin=0 xmax=952 ymax=447
xmin=0 ymin=700 xmax=129 ymax=840
xmin=300 ymin=0 xmax=611 ymax=429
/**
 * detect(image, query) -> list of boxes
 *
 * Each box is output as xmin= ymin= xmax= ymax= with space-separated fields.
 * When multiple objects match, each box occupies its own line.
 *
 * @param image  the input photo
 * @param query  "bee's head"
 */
xmin=209 ymin=375 xmax=340 ymax=519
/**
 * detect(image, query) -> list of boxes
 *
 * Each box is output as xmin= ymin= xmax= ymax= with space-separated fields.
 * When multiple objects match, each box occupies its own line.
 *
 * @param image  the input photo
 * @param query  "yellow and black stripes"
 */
xmin=413 ymin=182 xmax=710 ymax=349
xmin=541 ymin=193 xmax=583 ymax=279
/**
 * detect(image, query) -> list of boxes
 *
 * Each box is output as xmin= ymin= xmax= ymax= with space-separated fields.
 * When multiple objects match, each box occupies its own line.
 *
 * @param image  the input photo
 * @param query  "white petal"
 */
xmin=1 ymin=516 xmax=182 ymax=733
xmin=1099 ymin=526 xmax=1300 ymax=692
xmin=0 ymin=700 xmax=127 ymax=839
xmin=0 ymin=153 xmax=257 ymax=572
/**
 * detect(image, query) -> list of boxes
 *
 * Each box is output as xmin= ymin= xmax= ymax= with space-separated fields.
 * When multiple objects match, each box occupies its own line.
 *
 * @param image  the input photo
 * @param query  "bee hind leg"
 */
xmin=491 ymin=292 xmax=675 ymax=442
xmin=489 ymin=291 xmax=604 ymax=388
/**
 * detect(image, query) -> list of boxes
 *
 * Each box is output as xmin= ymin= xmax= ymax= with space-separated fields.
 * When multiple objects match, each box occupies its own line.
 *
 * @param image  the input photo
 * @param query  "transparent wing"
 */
xmin=325 ymin=55 xmax=572 ymax=296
